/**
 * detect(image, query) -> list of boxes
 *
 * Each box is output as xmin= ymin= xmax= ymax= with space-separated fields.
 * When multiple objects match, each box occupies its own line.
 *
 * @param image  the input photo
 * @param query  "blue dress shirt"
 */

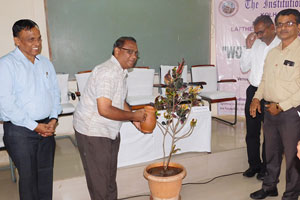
xmin=0 ymin=48 xmax=61 ymax=130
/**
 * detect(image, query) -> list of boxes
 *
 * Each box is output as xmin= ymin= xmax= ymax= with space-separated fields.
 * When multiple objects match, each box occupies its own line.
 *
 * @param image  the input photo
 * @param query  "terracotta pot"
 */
xmin=140 ymin=106 xmax=156 ymax=133
xmin=144 ymin=162 xmax=186 ymax=200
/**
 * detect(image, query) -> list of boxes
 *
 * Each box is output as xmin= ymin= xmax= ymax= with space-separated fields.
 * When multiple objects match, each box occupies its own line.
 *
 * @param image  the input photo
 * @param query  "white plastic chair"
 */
xmin=126 ymin=67 xmax=156 ymax=107
xmin=191 ymin=65 xmax=237 ymax=125
xmin=56 ymin=74 xmax=76 ymax=115
xmin=74 ymin=70 xmax=92 ymax=99
xmin=0 ymin=122 xmax=16 ymax=182
xmin=56 ymin=74 xmax=77 ymax=145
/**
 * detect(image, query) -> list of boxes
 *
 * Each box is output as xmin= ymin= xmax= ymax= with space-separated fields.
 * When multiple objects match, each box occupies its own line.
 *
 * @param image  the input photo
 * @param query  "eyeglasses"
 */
xmin=119 ymin=47 xmax=139 ymax=57
xmin=255 ymin=29 xmax=266 ymax=37
xmin=276 ymin=21 xmax=297 ymax=28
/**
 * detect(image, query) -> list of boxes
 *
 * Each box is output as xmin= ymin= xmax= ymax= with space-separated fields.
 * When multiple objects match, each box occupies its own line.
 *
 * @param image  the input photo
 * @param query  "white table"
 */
xmin=118 ymin=106 xmax=211 ymax=167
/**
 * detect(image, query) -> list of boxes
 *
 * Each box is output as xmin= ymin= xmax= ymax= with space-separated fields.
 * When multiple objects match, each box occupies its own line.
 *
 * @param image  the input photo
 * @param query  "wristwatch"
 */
xmin=276 ymin=103 xmax=281 ymax=111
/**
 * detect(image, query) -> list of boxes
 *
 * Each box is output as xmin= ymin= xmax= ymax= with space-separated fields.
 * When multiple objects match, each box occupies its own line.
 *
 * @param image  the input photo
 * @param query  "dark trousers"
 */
xmin=75 ymin=130 xmax=120 ymax=200
xmin=262 ymin=105 xmax=300 ymax=200
xmin=3 ymin=120 xmax=55 ymax=200
xmin=245 ymin=85 xmax=266 ymax=169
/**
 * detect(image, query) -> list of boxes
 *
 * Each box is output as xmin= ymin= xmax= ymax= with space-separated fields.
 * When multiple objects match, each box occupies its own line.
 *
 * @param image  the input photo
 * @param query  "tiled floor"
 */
xmin=0 ymin=117 xmax=290 ymax=200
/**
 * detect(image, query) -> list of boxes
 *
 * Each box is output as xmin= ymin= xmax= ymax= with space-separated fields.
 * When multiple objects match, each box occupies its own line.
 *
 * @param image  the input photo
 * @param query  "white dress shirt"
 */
xmin=240 ymin=36 xmax=281 ymax=87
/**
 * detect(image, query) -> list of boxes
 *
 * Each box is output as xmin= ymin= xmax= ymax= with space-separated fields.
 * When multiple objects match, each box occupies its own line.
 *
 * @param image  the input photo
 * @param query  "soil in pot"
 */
xmin=147 ymin=166 xmax=183 ymax=177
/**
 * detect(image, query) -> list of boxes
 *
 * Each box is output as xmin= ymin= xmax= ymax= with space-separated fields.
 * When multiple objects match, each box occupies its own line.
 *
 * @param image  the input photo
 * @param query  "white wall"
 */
xmin=0 ymin=0 xmax=49 ymax=58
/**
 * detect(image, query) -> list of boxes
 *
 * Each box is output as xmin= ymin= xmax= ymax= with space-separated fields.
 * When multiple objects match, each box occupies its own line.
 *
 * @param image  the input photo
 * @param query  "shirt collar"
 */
xmin=13 ymin=47 xmax=40 ymax=63
xmin=269 ymin=36 xmax=280 ymax=47
xmin=277 ymin=37 xmax=300 ymax=51
xmin=110 ymin=55 xmax=128 ymax=77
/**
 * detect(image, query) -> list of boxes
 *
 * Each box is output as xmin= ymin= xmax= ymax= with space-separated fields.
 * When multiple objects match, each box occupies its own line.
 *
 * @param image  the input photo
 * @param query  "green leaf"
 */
xmin=171 ymin=145 xmax=181 ymax=154
xmin=173 ymin=148 xmax=181 ymax=154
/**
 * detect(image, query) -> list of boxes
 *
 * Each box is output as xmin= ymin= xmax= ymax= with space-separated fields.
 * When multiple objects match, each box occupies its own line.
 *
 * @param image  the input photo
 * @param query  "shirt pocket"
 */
xmin=277 ymin=63 xmax=299 ymax=82
xmin=41 ymin=70 xmax=51 ymax=89
xmin=277 ymin=62 xmax=300 ymax=94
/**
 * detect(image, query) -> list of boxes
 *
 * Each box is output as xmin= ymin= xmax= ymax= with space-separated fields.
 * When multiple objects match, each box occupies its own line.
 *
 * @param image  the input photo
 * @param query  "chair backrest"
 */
xmin=191 ymin=65 xmax=217 ymax=92
xmin=56 ymin=74 xmax=69 ymax=104
xmin=160 ymin=65 xmax=188 ymax=83
xmin=75 ymin=71 xmax=92 ymax=95
xmin=127 ymin=68 xmax=155 ymax=97
xmin=134 ymin=66 xmax=150 ymax=69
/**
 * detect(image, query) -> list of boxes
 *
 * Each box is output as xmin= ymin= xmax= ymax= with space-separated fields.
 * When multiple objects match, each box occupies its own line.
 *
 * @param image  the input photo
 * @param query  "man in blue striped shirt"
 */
xmin=0 ymin=19 xmax=61 ymax=200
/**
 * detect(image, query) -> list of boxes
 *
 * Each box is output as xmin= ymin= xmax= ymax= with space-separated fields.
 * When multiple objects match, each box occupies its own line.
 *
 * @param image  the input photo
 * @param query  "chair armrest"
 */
xmin=218 ymin=79 xmax=237 ymax=83
xmin=75 ymin=91 xmax=81 ymax=97
xmin=153 ymin=84 xmax=167 ymax=88
xmin=188 ymin=82 xmax=207 ymax=88
xmin=78 ymin=70 xmax=92 ymax=74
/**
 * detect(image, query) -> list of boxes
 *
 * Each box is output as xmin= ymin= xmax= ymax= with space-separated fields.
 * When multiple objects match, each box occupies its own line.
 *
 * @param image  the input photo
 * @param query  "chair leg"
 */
xmin=211 ymin=99 xmax=237 ymax=126
xmin=55 ymin=135 xmax=78 ymax=147
xmin=208 ymin=102 xmax=212 ymax=111
xmin=9 ymin=156 xmax=16 ymax=182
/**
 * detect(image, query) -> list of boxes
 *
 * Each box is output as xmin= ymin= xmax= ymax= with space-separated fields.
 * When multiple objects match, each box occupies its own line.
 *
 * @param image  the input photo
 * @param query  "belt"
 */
xmin=264 ymin=101 xmax=277 ymax=105
xmin=6 ymin=117 xmax=49 ymax=124
xmin=35 ymin=118 xmax=50 ymax=123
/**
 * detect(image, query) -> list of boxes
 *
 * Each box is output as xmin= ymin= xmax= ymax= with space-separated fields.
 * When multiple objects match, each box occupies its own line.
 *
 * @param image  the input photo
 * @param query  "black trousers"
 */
xmin=245 ymin=85 xmax=266 ymax=169
xmin=262 ymin=105 xmax=300 ymax=200
xmin=75 ymin=130 xmax=120 ymax=200
xmin=3 ymin=119 xmax=55 ymax=200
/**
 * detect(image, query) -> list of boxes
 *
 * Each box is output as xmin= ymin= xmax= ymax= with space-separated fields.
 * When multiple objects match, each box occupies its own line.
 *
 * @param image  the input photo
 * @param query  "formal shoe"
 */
xmin=250 ymin=188 xmax=278 ymax=199
xmin=256 ymin=170 xmax=268 ymax=181
xmin=243 ymin=167 xmax=260 ymax=177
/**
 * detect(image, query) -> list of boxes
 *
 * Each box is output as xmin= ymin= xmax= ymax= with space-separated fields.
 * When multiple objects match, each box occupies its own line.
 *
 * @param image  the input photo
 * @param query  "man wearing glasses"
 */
xmin=240 ymin=15 xmax=280 ymax=181
xmin=73 ymin=36 xmax=146 ymax=200
xmin=250 ymin=9 xmax=300 ymax=200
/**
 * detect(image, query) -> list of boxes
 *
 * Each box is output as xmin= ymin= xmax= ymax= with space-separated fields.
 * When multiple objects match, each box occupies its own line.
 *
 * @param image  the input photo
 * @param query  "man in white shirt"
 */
xmin=240 ymin=15 xmax=280 ymax=181
xmin=73 ymin=36 xmax=146 ymax=200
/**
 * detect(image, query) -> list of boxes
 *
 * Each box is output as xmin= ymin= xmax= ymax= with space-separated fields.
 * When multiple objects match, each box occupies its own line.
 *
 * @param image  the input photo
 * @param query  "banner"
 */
xmin=214 ymin=0 xmax=300 ymax=116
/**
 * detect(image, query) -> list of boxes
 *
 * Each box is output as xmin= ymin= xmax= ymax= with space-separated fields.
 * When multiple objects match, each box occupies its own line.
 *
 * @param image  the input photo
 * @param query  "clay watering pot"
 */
xmin=141 ymin=106 xmax=157 ymax=133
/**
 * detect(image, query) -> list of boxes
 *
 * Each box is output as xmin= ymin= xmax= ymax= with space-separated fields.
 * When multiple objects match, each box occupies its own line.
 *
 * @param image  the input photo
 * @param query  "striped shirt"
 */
xmin=73 ymin=56 xmax=128 ymax=139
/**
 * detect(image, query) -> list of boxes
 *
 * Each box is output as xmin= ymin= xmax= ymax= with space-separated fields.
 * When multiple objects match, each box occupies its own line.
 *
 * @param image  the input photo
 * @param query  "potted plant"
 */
xmin=143 ymin=59 xmax=202 ymax=200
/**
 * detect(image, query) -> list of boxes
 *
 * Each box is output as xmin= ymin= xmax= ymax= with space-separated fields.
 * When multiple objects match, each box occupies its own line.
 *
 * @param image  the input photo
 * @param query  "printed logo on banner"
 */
xmin=219 ymin=0 xmax=239 ymax=17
